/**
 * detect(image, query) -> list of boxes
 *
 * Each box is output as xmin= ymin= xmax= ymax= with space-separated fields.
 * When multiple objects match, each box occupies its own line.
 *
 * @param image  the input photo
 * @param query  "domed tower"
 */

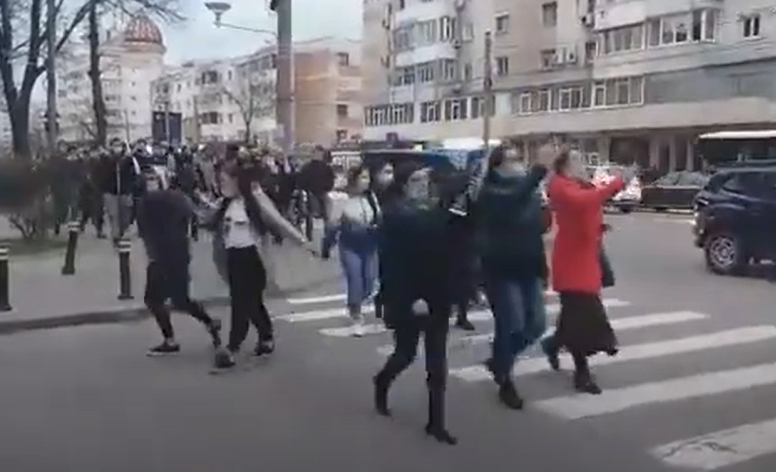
xmin=122 ymin=13 xmax=166 ymax=54
xmin=114 ymin=13 xmax=166 ymax=142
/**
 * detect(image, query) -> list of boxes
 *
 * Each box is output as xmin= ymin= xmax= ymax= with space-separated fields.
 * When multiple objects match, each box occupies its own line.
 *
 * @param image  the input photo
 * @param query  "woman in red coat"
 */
xmin=541 ymin=149 xmax=629 ymax=394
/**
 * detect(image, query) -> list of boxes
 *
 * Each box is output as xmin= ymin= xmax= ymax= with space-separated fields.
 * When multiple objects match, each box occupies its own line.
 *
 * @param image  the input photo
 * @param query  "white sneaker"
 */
xmin=351 ymin=318 xmax=366 ymax=337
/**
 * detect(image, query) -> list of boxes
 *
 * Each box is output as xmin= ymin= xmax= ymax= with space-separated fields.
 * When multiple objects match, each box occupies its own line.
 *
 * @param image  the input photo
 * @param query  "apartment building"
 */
xmin=57 ymin=14 xmax=165 ymax=143
xmin=151 ymin=37 xmax=363 ymax=145
xmin=362 ymin=0 xmax=776 ymax=171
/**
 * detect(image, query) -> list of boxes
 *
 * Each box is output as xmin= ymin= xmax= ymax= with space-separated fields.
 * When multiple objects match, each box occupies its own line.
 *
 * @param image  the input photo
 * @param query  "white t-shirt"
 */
xmin=224 ymin=199 xmax=258 ymax=248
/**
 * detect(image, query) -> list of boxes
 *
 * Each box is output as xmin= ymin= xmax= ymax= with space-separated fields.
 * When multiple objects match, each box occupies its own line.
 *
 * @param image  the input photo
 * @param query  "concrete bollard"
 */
xmin=117 ymin=239 xmax=133 ymax=300
xmin=0 ymin=245 xmax=11 ymax=311
xmin=61 ymin=221 xmax=80 ymax=275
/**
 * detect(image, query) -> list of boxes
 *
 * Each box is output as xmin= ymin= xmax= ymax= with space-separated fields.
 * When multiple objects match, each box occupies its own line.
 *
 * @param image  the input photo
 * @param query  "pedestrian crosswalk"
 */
xmin=276 ymin=290 xmax=776 ymax=471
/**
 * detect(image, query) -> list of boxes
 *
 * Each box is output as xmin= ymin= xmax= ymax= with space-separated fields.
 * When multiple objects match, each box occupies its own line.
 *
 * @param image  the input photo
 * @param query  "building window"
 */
xmin=537 ymin=89 xmax=550 ymax=112
xmin=598 ymin=24 xmax=643 ymax=55
xmin=443 ymin=98 xmax=468 ymax=121
xmin=364 ymin=102 xmax=414 ymax=127
xmin=337 ymin=53 xmax=350 ymax=66
xmin=647 ymin=10 xmax=717 ymax=47
xmin=463 ymin=63 xmax=472 ymax=81
xmin=462 ymin=22 xmax=474 ymax=41
xmin=440 ymin=16 xmax=457 ymax=42
xmin=742 ymin=14 xmax=761 ymax=38
xmin=518 ymin=92 xmax=531 ymax=114
xmin=592 ymin=81 xmax=606 ymax=107
xmin=420 ymin=101 xmax=441 ymax=123
xmin=470 ymin=96 xmax=482 ymax=119
xmin=495 ymin=56 xmax=509 ymax=76
xmin=495 ymin=13 xmax=510 ymax=34
xmin=542 ymin=2 xmax=557 ymax=28
xmin=592 ymin=76 xmax=644 ymax=107
xmin=336 ymin=104 xmax=348 ymax=117
xmin=540 ymin=49 xmax=556 ymax=69
xmin=416 ymin=19 xmax=438 ymax=46
xmin=416 ymin=61 xmax=436 ymax=83
xmin=440 ymin=59 xmax=457 ymax=81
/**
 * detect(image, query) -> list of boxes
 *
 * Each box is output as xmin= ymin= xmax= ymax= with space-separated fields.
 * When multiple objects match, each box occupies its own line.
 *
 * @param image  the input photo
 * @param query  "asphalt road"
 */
xmin=4 ymin=212 xmax=776 ymax=472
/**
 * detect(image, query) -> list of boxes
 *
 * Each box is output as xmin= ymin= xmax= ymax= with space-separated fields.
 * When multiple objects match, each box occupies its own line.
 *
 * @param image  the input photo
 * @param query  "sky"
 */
xmin=163 ymin=0 xmax=363 ymax=63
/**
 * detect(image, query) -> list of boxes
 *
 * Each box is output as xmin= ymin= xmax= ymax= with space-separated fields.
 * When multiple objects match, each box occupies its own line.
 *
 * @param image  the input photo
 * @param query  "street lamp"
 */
xmin=203 ymin=0 xmax=294 ymax=154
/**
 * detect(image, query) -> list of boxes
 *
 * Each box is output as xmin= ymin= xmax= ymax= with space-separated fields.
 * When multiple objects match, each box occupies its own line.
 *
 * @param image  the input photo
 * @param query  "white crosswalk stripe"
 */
xmin=278 ymin=291 xmax=776 ymax=470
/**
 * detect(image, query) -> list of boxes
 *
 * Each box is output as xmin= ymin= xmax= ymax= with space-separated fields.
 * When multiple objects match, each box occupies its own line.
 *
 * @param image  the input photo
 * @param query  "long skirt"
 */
xmin=554 ymin=291 xmax=618 ymax=357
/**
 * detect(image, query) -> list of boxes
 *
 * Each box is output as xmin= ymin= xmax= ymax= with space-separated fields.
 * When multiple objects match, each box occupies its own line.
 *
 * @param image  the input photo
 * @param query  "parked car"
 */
xmin=641 ymin=171 xmax=708 ymax=211
xmin=588 ymin=164 xmax=642 ymax=213
xmin=693 ymin=165 xmax=776 ymax=274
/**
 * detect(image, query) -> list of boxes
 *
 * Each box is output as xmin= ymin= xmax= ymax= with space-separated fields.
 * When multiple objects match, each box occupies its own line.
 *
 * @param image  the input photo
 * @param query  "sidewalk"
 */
xmin=0 ymin=231 xmax=339 ymax=334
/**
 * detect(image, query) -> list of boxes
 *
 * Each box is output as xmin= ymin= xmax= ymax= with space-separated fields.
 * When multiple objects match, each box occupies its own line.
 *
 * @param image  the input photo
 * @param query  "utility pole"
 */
xmin=45 ymin=0 xmax=57 ymax=152
xmin=272 ymin=0 xmax=294 ymax=154
xmin=482 ymin=30 xmax=493 ymax=150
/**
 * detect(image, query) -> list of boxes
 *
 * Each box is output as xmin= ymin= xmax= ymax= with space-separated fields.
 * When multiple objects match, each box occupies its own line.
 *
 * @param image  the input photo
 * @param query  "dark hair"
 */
xmin=552 ymin=148 xmax=570 ymax=174
xmin=346 ymin=165 xmax=369 ymax=192
xmin=487 ymin=144 xmax=509 ymax=173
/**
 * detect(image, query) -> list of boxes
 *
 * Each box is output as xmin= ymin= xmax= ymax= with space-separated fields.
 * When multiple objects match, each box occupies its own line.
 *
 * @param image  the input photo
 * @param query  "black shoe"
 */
xmin=574 ymin=372 xmax=602 ymax=395
xmin=541 ymin=339 xmax=561 ymax=371
xmin=207 ymin=319 xmax=222 ymax=348
xmin=146 ymin=341 xmax=180 ymax=357
xmin=373 ymin=374 xmax=391 ymax=416
xmin=455 ymin=318 xmax=476 ymax=331
xmin=253 ymin=339 xmax=275 ymax=357
xmin=498 ymin=381 xmax=524 ymax=410
xmin=424 ymin=424 xmax=458 ymax=445
xmin=213 ymin=348 xmax=236 ymax=369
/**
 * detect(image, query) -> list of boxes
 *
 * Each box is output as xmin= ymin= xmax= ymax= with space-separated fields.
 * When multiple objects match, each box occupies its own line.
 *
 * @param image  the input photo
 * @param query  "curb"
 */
xmin=0 ymin=277 xmax=337 ymax=336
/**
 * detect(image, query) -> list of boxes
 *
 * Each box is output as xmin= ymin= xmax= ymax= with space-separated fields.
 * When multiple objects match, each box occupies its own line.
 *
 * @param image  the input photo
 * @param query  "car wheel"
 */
xmin=619 ymin=207 xmax=633 ymax=214
xmin=704 ymin=232 xmax=746 ymax=275
xmin=654 ymin=207 xmax=667 ymax=212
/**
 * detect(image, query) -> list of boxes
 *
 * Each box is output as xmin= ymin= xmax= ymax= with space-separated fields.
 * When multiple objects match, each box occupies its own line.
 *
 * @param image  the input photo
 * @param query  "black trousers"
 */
xmin=226 ymin=246 xmax=273 ymax=351
xmin=376 ymin=299 xmax=451 ymax=427
xmin=144 ymin=259 xmax=214 ymax=339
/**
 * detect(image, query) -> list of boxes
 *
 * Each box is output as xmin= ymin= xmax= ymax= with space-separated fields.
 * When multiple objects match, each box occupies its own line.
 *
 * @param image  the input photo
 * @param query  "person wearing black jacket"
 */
xmin=298 ymin=147 xmax=335 ymax=219
xmin=373 ymin=161 xmax=467 ymax=445
xmin=99 ymin=139 xmax=140 ymax=244
xmin=136 ymin=169 xmax=222 ymax=356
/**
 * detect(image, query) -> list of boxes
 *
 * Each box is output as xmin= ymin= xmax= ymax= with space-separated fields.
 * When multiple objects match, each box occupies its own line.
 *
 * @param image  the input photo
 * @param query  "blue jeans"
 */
xmin=483 ymin=276 xmax=547 ymax=382
xmin=340 ymin=245 xmax=378 ymax=311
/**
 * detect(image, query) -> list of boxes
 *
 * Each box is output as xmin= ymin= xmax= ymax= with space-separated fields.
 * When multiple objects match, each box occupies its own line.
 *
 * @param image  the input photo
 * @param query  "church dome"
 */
xmin=124 ymin=14 xmax=163 ymax=45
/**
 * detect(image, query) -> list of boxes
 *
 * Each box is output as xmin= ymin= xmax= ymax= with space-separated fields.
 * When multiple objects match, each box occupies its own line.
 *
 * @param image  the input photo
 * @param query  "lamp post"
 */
xmin=204 ymin=1 xmax=294 ymax=154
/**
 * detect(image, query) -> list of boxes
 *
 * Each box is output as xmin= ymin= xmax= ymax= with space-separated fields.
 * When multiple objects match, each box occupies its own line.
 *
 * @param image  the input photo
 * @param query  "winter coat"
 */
xmin=547 ymin=174 xmax=623 ymax=294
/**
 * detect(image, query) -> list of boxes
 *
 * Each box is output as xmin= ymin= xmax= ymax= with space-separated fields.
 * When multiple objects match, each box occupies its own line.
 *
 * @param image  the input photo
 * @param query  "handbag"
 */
xmin=600 ymin=245 xmax=615 ymax=288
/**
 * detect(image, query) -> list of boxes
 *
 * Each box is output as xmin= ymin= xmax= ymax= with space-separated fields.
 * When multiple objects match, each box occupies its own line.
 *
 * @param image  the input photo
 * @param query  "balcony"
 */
xmin=394 ymin=42 xmax=457 ymax=68
xmin=394 ymin=0 xmax=455 ymax=26
xmin=594 ymin=0 xmax=724 ymax=31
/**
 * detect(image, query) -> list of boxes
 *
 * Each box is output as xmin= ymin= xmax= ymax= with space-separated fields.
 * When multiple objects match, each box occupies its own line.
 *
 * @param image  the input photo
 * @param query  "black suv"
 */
xmin=693 ymin=164 xmax=776 ymax=274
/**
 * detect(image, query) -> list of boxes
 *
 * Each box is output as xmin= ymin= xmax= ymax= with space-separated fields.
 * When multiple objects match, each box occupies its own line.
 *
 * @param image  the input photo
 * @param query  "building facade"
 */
xmin=57 ymin=14 xmax=166 ymax=143
xmin=362 ymin=0 xmax=776 ymax=171
xmin=151 ymin=37 xmax=363 ymax=146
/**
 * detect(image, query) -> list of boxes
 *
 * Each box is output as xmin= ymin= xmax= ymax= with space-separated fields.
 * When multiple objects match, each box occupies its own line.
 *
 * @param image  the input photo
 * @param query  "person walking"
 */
xmin=541 ymin=149 xmax=632 ymax=394
xmin=477 ymin=143 xmax=554 ymax=409
xmin=322 ymin=165 xmax=380 ymax=336
xmin=206 ymin=147 xmax=317 ymax=371
xmin=372 ymin=162 xmax=469 ymax=445
xmin=136 ymin=169 xmax=222 ymax=355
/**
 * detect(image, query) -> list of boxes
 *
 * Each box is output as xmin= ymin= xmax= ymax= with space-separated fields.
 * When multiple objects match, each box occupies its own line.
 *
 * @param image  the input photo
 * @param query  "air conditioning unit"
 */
xmin=581 ymin=13 xmax=594 ymax=27
xmin=452 ymin=39 xmax=462 ymax=48
xmin=454 ymin=0 xmax=466 ymax=9
xmin=381 ymin=18 xmax=390 ymax=29
xmin=565 ymin=48 xmax=578 ymax=64
xmin=451 ymin=85 xmax=463 ymax=94
xmin=553 ymin=51 xmax=564 ymax=65
xmin=380 ymin=56 xmax=390 ymax=68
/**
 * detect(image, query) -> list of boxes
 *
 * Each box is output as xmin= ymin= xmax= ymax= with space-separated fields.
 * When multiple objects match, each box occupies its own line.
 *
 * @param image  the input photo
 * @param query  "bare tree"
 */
xmin=0 ymin=0 xmax=99 ymax=159
xmin=86 ymin=0 xmax=183 ymax=146
xmin=222 ymin=71 xmax=275 ymax=143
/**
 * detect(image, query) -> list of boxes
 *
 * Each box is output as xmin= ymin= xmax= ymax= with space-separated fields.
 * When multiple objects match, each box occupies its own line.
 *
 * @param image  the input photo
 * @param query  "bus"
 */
xmin=697 ymin=130 xmax=776 ymax=166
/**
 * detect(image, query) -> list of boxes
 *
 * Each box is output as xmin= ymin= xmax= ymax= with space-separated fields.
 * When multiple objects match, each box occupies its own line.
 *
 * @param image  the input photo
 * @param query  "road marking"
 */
xmin=651 ymin=417 xmax=776 ymax=470
xmin=533 ymin=346 xmax=776 ymax=420
xmin=286 ymin=289 xmax=558 ymax=307
xmin=317 ymin=299 xmax=629 ymax=337
xmin=451 ymin=324 xmax=774 ymax=383
xmin=286 ymin=294 xmax=347 ymax=305
xmin=281 ymin=305 xmax=376 ymax=322
xmin=380 ymin=310 xmax=707 ymax=357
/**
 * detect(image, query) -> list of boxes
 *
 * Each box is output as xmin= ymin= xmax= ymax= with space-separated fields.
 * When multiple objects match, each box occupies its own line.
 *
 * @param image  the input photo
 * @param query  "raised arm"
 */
xmin=549 ymin=175 xmax=624 ymax=209
xmin=252 ymin=184 xmax=309 ymax=247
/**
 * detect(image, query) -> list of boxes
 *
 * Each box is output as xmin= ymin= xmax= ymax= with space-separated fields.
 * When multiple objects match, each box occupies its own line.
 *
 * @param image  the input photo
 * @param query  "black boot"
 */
xmin=572 ymin=353 xmax=602 ymax=395
xmin=425 ymin=386 xmax=457 ymax=445
xmin=373 ymin=372 xmax=391 ymax=416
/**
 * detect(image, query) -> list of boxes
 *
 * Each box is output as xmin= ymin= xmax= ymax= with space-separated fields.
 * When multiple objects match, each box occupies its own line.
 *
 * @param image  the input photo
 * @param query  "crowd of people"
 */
xmin=53 ymin=137 xmax=637 ymax=446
